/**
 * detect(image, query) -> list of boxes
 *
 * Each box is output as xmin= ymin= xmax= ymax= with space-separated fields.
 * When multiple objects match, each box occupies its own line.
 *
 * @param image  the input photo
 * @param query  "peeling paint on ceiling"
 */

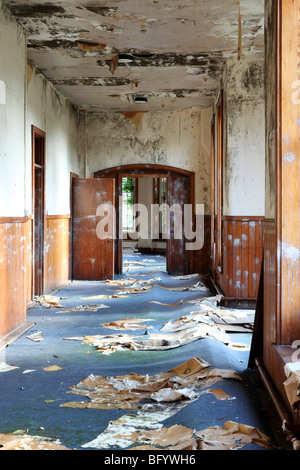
xmin=3 ymin=0 xmax=264 ymax=112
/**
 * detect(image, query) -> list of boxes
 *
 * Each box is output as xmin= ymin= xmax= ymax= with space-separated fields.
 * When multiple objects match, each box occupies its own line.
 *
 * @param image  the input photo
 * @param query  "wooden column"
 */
xmin=277 ymin=0 xmax=300 ymax=345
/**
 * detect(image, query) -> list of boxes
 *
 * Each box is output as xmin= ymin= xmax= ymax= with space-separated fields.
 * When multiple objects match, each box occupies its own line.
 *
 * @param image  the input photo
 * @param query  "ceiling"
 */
xmin=4 ymin=0 xmax=265 ymax=113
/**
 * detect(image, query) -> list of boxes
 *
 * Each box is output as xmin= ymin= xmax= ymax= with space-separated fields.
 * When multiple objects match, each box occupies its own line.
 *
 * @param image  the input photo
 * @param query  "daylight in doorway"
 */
xmin=96 ymin=198 xmax=205 ymax=251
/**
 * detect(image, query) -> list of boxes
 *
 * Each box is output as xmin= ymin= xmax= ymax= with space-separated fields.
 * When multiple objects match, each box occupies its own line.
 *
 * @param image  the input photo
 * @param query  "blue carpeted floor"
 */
xmin=0 ymin=253 xmax=279 ymax=450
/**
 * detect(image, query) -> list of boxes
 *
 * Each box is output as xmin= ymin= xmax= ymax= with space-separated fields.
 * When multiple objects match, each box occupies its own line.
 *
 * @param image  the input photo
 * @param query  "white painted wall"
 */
xmin=78 ymin=108 xmax=212 ymax=214
xmin=0 ymin=2 xmax=26 ymax=217
xmin=0 ymin=2 xmax=80 ymax=218
xmin=26 ymin=65 xmax=79 ymax=215
xmin=223 ymin=58 xmax=265 ymax=216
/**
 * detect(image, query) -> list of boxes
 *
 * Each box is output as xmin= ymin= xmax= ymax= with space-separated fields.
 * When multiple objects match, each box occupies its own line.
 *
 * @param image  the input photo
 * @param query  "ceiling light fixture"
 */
xmin=118 ymin=53 xmax=134 ymax=63
xmin=140 ymin=20 xmax=147 ymax=34
xmin=134 ymin=96 xmax=148 ymax=103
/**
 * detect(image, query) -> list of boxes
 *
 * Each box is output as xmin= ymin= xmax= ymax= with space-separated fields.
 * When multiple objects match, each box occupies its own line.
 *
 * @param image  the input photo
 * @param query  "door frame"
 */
xmin=94 ymin=164 xmax=195 ymax=275
xmin=31 ymin=125 xmax=46 ymax=297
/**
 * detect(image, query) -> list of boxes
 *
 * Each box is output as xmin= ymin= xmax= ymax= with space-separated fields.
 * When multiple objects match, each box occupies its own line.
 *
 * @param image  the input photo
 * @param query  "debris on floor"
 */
xmin=60 ymin=356 xmax=241 ymax=412
xmin=0 ymin=362 xmax=19 ymax=373
xmin=0 ymin=432 xmax=70 ymax=450
xmin=33 ymin=295 xmax=66 ymax=308
xmin=43 ymin=365 xmax=62 ymax=372
xmin=101 ymin=318 xmax=154 ymax=331
xmin=26 ymin=331 xmax=44 ymax=342
xmin=283 ymin=362 xmax=300 ymax=408
xmin=80 ymin=294 xmax=128 ymax=300
xmin=157 ymin=281 xmax=207 ymax=292
xmin=55 ymin=304 xmax=109 ymax=313
xmin=194 ymin=420 xmax=274 ymax=450
xmin=123 ymin=421 xmax=273 ymax=451
xmin=64 ymin=302 xmax=250 ymax=354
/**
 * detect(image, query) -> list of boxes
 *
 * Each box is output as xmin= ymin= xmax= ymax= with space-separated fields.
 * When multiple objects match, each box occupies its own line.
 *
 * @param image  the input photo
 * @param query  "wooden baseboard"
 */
xmin=0 ymin=321 xmax=35 ymax=352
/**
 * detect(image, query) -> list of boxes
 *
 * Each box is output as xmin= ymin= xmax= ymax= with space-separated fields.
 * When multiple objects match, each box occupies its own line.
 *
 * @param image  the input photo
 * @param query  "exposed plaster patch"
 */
xmin=6 ymin=3 xmax=67 ymax=18
xmin=283 ymin=152 xmax=296 ymax=163
xmin=77 ymin=41 xmax=107 ymax=52
xmin=52 ymin=78 xmax=132 ymax=87
xmin=282 ymin=242 xmax=300 ymax=264
xmin=85 ymin=6 xmax=118 ymax=17
xmin=120 ymin=112 xmax=145 ymax=132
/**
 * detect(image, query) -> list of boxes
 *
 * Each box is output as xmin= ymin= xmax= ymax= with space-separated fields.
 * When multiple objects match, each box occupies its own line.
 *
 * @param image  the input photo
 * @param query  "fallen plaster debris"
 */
xmin=170 ymin=273 xmax=200 ymax=280
xmin=101 ymin=318 xmax=154 ymax=331
xmin=82 ymin=414 xmax=273 ymax=451
xmin=283 ymin=362 xmax=300 ymax=408
xmin=43 ymin=365 xmax=62 ymax=372
xmin=80 ymin=294 xmax=128 ymax=300
xmin=64 ymin=312 xmax=250 ymax=354
xmin=26 ymin=331 xmax=44 ymax=342
xmin=194 ymin=420 xmax=274 ymax=450
xmin=106 ymin=277 xmax=161 ymax=287
xmin=150 ymin=296 xmax=255 ymax=328
xmin=34 ymin=295 xmax=66 ymax=308
xmin=55 ymin=304 xmax=109 ymax=313
xmin=0 ymin=362 xmax=19 ymax=373
xmin=60 ymin=357 xmax=241 ymax=413
xmin=0 ymin=432 xmax=70 ymax=450
xmin=156 ymin=281 xmax=208 ymax=293
xmin=60 ymin=357 xmax=250 ymax=450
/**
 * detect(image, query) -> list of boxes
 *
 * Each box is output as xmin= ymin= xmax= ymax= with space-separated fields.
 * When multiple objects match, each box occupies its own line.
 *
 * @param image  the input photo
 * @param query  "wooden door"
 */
xmin=167 ymin=172 xmax=190 ymax=275
xmin=72 ymin=178 xmax=115 ymax=280
xmin=32 ymin=126 xmax=45 ymax=296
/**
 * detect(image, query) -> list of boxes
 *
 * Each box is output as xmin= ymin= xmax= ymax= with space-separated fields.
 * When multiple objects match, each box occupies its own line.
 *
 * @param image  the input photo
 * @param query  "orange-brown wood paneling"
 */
xmin=0 ymin=220 xmax=30 ymax=338
xmin=44 ymin=215 xmax=70 ymax=293
xmin=260 ymin=0 xmax=300 ymax=415
xmin=213 ymin=216 xmax=263 ymax=304
xmin=24 ymin=219 xmax=32 ymax=306
xmin=262 ymin=219 xmax=277 ymax=369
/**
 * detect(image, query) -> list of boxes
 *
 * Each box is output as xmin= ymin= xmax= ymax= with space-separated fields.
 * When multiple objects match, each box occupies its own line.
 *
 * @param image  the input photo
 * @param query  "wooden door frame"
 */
xmin=70 ymin=172 xmax=79 ymax=280
xmin=31 ymin=125 xmax=46 ymax=297
xmin=94 ymin=164 xmax=195 ymax=275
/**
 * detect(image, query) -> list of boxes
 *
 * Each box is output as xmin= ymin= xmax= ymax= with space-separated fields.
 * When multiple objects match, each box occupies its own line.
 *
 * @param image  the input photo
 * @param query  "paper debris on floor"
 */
xmin=26 ymin=331 xmax=44 ymax=342
xmin=195 ymin=420 xmax=273 ymax=450
xmin=80 ymin=294 xmax=128 ymax=300
xmin=193 ymin=297 xmax=255 ymax=325
xmin=0 ymin=361 xmax=19 ymax=373
xmin=61 ymin=357 xmax=241 ymax=413
xmin=43 ymin=365 xmax=62 ymax=372
xmin=170 ymin=273 xmax=200 ymax=280
xmin=81 ymin=413 xmax=272 ymax=450
xmin=101 ymin=318 xmax=154 ymax=331
xmin=115 ymin=285 xmax=153 ymax=295
xmin=64 ymin=311 xmax=250 ymax=353
xmin=0 ymin=432 xmax=70 ymax=450
xmin=34 ymin=295 xmax=65 ymax=308
xmin=55 ymin=304 xmax=109 ymax=313
xmin=156 ymin=281 xmax=208 ymax=292
xmin=283 ymin=362 xmax=300 ymax=407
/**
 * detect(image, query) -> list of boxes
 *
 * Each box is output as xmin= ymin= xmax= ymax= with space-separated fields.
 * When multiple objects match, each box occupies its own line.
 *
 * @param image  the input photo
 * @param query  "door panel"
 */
xmin=167 ymin=173 xmax=190 ymax=275
xmin=72 ymin=178 xmax=115 ymax=280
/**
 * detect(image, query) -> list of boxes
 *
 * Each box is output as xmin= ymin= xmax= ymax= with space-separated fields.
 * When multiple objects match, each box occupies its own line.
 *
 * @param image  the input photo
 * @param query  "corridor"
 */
xmin=0 ymin=253 xmax=282 ymax=451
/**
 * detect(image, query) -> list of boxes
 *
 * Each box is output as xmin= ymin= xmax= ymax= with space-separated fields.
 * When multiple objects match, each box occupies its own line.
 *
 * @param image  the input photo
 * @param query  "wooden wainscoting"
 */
xmin=212 ymin=216 xmax=264 ymax=305
xmin=0 ymin=218 xmax=32 ymax=339
xmin=194 ymin=215 xmax=211 ymax=274
xmin=44 ymin=215 xmax=70 ymax=293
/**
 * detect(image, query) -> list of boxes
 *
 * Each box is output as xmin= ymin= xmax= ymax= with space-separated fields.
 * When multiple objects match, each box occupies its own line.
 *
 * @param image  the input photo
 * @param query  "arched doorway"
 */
xmin=94 ymin=164 xmax=196 ymax=276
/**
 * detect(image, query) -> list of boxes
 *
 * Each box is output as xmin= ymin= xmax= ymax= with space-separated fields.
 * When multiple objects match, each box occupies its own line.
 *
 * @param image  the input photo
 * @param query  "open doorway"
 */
xmin=32 ymin=126 xmax=45 ymax=296
xmin=121 ymin=176 xmax=167 ymax=274
xmin=94 ymin=164 xmax=195 ymax=277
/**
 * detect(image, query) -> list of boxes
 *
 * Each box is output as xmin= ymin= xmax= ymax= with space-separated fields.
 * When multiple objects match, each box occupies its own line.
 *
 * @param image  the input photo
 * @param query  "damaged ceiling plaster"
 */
xmin=4 ymin=0 xmax=264 ymax=112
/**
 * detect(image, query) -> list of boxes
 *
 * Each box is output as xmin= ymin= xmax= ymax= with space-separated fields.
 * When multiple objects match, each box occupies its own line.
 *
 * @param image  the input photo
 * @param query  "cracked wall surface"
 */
xmin=2 ymin=0 xmax=264 ymax=113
